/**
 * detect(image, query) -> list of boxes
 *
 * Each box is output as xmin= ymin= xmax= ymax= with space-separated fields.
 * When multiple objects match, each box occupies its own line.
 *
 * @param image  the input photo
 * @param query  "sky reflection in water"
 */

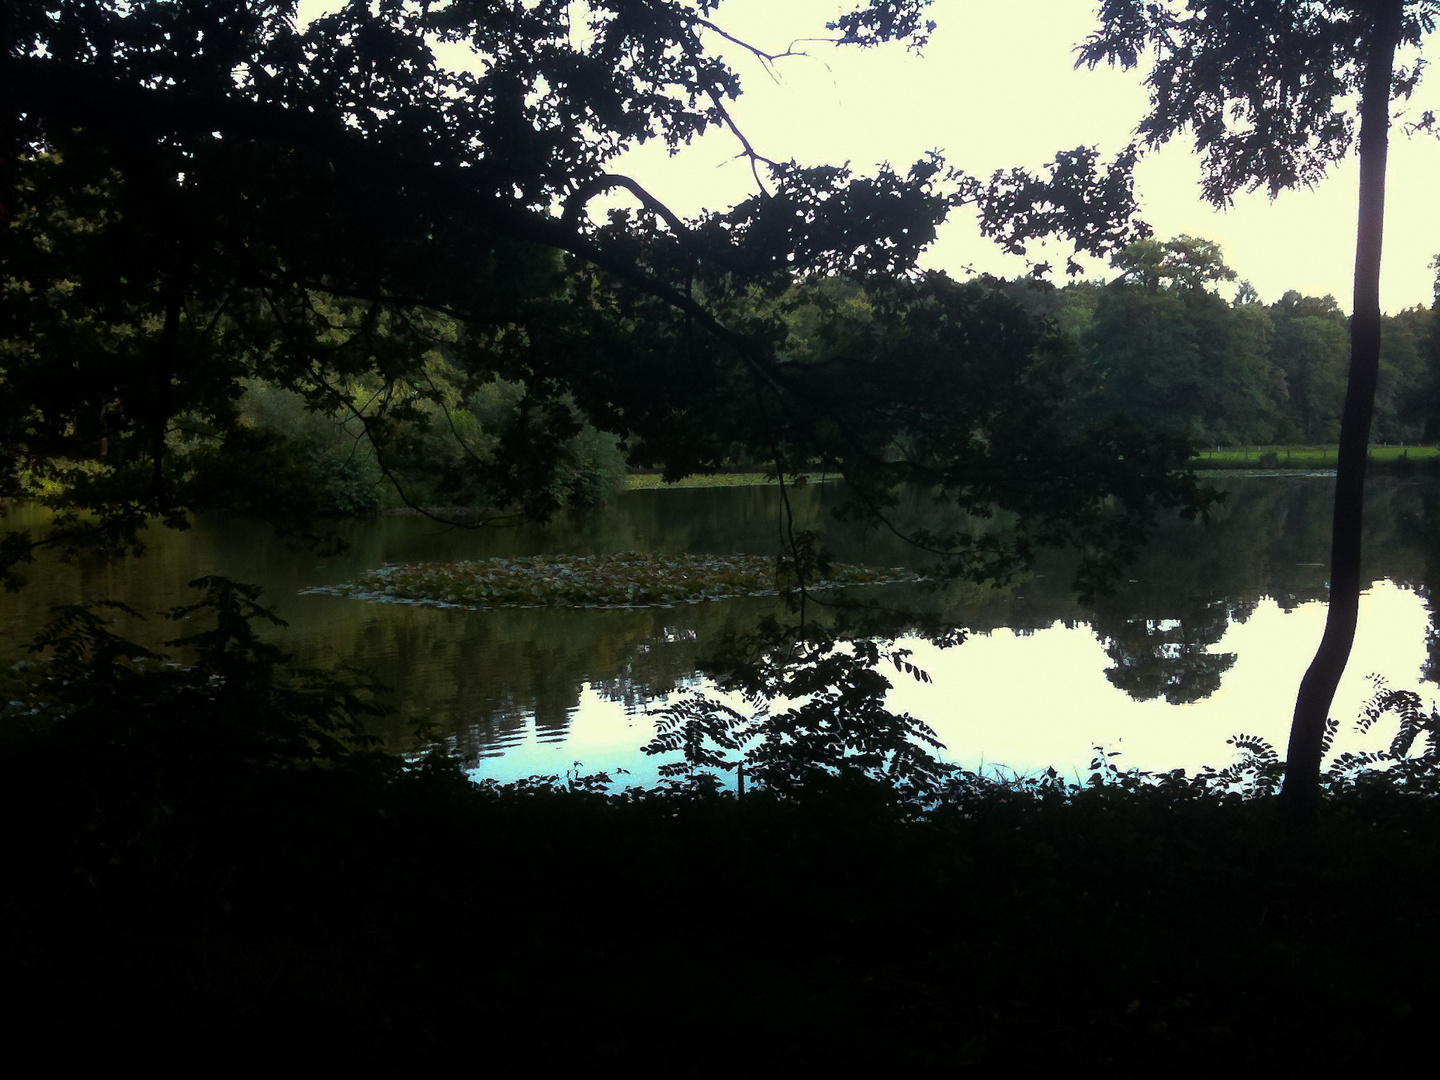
xmin=471 ymin=581 xmax=1430 ymax=788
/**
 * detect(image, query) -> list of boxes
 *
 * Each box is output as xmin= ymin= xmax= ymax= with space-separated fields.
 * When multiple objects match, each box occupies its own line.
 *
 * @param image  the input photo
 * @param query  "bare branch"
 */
xmin=562 ymin=172 xmax=695 ymax=235
xmin=699 ymin=82 xmax=781 ymax=194
xmin=691 ymin=17 xmax=810 ymax=70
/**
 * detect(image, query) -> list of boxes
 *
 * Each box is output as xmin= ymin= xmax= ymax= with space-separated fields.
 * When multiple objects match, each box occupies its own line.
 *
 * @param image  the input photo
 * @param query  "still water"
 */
xmin=4 ymin=475 xmax=1438 ymax=784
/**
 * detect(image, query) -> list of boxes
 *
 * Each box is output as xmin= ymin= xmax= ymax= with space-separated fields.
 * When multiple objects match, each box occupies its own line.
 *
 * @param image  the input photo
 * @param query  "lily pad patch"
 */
xmin=304 ymin=552 xmax=921 ymax=610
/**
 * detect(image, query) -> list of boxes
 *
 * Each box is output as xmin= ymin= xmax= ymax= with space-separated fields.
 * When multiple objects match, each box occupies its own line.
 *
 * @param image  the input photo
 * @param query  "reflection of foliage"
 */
xmin=0 ymin=576 xmax=389 ymax=887
xmin=1092 ymin=602 xmax=1238 ymax=705
xmin=595 ymin=625 xmax=704 ymax=715
xmin=1400 ymin=486 xmax=1440 ymax=685
xmin=626 ymin=472 xmax=833 ymax=490
xmin=644 ymin=618 xmax=956 ymax=801
xmin=1054 ymin=475 xmax=1440 ymax=708
xmin=2 ymin=576 xmax=387 ymax=764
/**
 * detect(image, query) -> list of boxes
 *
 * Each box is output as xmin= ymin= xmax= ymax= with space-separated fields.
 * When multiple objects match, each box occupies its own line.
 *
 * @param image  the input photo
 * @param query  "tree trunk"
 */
xmin=1279 ymin=0 xmax=1402 ymax=818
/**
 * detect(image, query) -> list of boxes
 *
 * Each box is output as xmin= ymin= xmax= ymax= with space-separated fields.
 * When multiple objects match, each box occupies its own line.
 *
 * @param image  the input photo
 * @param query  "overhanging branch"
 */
xmin=2 ymin=54 xmax=800 ymax=399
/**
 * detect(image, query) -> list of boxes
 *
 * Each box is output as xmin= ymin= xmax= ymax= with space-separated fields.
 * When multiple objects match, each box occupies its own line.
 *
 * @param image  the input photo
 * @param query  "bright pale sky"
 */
xmin=611 ymin=0 xmax=1440 ymax=314
xmin=297 ymin=0 xmax=1440 ymax=313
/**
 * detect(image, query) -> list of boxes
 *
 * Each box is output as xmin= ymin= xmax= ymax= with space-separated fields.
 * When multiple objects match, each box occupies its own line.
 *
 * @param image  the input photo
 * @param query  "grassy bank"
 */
xmin=628 ymin=454 xmax=1440 ymax=485
xmin=625 ymin=470 xmax=835 ymax=490
xmin=1191 ymin=443 xmax=1440 ymax=471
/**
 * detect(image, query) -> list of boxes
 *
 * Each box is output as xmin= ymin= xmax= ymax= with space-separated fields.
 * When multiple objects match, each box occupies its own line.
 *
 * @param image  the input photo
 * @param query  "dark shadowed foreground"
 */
xmin=8 ymin=759 xmax=1440 ymax=1069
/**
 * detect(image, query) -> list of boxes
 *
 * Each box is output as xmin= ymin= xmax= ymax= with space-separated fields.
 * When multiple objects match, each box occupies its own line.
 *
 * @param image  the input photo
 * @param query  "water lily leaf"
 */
xmin=304 ymin=552 xmax=922 ymax=611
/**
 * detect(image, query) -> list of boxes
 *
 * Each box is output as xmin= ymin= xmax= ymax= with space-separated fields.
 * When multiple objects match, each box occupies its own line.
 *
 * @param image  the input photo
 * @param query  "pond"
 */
xmin=4 ymin=475 xmax=1438 ymax=786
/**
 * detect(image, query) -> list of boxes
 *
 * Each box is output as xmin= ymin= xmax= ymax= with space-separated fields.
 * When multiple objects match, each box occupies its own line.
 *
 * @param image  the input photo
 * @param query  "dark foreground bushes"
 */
xmin=8 ymin=753 xmax=1440 ymax=1070
xmin=6 ymin=584 xmax=1440 ymax=1068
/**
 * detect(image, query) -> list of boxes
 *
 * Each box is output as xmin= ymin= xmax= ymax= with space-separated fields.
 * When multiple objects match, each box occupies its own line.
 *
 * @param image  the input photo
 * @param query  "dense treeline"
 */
xmin=233 ymin=347 xmax=629 ymax=516
xmin=999 ymin=235 xmax=1440 ymax=448
xmin=2 ymin=146 xmax=1200 ymax=559
xmin=216 ymin=236 xmax=1440 ymax=511
xmin=116 ymin=238 xmax=1440 ymax=516
xmin=1 ymin=168 xmax=628 ymax=518
xmin=11 ymin=205 xmax=1434 ymax=525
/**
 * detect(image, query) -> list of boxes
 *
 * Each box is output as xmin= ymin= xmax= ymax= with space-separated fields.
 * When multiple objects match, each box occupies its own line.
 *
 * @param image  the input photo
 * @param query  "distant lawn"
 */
xmin=626 ymin=471 xmax=833 ymax=490
xmin=626 ymin=451 xmax=1440 ymax=484
xmin=1191 ymin=444 xmax=1440 ymax=470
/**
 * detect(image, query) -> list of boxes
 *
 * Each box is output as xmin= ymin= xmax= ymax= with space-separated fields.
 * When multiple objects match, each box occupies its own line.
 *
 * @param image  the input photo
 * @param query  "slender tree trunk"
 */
xmin=1279 ymin=0 xmax=1402 ymax=818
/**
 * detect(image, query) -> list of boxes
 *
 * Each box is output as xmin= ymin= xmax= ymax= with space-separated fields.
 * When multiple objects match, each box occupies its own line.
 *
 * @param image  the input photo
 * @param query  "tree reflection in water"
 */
xmin=1091 ymin=603 xmax=1241 ymax=705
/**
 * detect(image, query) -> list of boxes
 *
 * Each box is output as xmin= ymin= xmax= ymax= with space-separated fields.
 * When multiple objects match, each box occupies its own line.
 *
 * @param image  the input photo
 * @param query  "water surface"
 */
xmin=5 ymin=476 xmax=1437 ymax=783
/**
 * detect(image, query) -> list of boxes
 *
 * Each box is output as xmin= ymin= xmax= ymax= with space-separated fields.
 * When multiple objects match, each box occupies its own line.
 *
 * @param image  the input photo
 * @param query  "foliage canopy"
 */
xmin=0 ymin=0 xmax=1215 ymax=596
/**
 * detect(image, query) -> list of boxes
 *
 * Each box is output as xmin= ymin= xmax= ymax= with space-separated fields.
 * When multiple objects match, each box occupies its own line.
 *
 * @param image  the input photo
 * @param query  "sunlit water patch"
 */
xmin=466 ymin=581 xmax=1431 ymax=788
xmin=883 ymin=580 xmax=1426 ymax=780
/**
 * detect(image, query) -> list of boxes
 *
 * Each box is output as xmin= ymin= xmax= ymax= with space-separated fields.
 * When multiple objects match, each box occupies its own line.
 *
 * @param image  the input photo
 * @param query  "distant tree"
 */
xmin=1111 ymin=234 xmax=1237 ymax=294
xmin=1374 ymin=305 xmax=1432 ymax=441
xmin=1423 ymin=258 xmax=1440 ymax=440
xmin=1053 ymin=280 xmax=1104 ymax=345
xmin=1204 ymin=288 xmax=1281 ymax=444
xmin=1234 ymin=280 xmax=1263 ymax=307
xmin=1268 ymin=292 xmax=1350 ymax=441
xmin=1083 ymin=234 xmax=1278 ymax=444
xmin=1086 ymin=267 xmax=1207 ymax=439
